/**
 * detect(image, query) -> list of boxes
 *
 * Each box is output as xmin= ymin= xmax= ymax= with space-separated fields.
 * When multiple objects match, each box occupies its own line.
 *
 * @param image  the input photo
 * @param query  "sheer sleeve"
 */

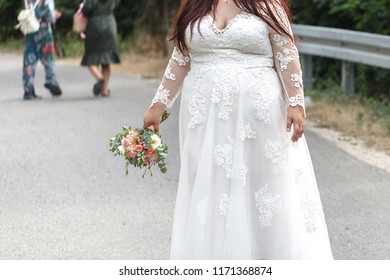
xmin=151 ymin=47 xmax=191 ymax=108
xmin=267 ymin=2 xmax=305 ymax=112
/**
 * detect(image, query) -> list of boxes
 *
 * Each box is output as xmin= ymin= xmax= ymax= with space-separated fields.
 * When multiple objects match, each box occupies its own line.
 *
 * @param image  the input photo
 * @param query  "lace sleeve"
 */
xmin=151 ymin=47 xmax=191 ymax=108
xmin=268 ymin=3 xmax=305 ymax=112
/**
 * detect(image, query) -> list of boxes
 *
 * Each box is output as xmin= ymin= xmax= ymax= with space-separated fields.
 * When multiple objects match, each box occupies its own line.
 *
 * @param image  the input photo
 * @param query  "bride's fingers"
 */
xmin=147 ymin=125 xmax=155 ymax=132
xmin=291 ymin=130 xmax=300 ymax=142
xmin=291 ymin=122 xmax=304 ymax=142
xmin=153 ymin=123 xmax=160 ymax=132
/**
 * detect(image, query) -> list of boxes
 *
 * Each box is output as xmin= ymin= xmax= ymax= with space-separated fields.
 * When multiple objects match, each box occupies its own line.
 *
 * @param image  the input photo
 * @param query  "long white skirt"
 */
xmin=170 ymin=63 xmax=333 ymax=260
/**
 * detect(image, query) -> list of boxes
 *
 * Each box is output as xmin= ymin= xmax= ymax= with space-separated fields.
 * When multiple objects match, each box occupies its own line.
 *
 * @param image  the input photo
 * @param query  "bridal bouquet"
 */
xmin=109 ymin=111 xmax=169 ymax=177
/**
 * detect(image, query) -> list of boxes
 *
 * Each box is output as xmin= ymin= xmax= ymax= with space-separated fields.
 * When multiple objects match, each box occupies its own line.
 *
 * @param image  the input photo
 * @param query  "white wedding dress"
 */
xmin=151 ymin=4 xmax=333 ymax=260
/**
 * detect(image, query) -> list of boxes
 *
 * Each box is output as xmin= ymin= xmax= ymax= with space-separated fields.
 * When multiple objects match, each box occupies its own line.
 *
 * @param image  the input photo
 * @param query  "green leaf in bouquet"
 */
xmin=161 ymin=110 xmax=170 ymax=123
xmin=158 ymin=161 xmax=168 ymax=174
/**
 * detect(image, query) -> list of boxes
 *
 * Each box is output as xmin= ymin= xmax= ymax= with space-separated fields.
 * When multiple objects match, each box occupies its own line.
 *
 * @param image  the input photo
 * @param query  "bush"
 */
xmin=0 ymin=0 xmax=22 ymax=41
xmin=292 ymin=0 xmax=390 ymax=101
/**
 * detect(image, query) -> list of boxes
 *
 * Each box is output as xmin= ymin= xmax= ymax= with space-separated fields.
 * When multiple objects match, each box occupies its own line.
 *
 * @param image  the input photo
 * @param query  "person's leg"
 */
xmin=39 ymin=25 xmax=62 ymax=96
xmin=88 ymin=65 xmax=104 ymax=81
xmin=22 ymin=35 xmax=40 ymax=100
xmin=101 ymin=64 xmax=111 ymax=96
xmin=88 ymin=65 xmax=105 ymax=96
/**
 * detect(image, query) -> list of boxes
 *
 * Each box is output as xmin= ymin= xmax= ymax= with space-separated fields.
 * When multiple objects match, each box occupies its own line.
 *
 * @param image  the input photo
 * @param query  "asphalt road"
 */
xmin=0 ymin=53 xmax=389 ymax=260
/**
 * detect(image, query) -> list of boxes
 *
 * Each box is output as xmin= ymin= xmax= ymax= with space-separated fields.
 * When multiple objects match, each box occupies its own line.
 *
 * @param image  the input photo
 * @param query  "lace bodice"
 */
xmin=152 ymin=2 xmax=305 ymax=110
xmin=187 ymin=12 xmax=273 ymax=67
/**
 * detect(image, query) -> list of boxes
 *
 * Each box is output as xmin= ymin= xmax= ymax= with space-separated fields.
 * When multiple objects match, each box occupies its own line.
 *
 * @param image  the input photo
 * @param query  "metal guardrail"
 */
xmin=293 ymin=24 xmax=390 ymax=94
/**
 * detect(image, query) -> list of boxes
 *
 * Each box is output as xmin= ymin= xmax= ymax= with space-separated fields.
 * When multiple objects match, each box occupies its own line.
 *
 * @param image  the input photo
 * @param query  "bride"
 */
xmin=143 ymin=0 xmax=333 ymax=260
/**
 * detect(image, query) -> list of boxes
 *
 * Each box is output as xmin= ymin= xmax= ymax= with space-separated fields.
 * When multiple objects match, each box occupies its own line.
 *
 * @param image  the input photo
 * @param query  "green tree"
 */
xmin=292 ymin=0 xmax=390 ymax=99
xmin=0 ymin=0 xmax=21 ymax=41
xmin=133 ymin=0 xmax=180 ymax=55
xmin=293 ymin=0 xmax=390 ymax=35
xmin=329 ymin=0 xmax=390 ymax=35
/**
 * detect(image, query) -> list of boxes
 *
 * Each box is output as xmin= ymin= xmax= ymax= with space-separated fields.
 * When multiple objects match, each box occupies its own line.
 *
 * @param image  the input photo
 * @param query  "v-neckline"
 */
xmin=207 ymin=11 xmax=245 ymax=35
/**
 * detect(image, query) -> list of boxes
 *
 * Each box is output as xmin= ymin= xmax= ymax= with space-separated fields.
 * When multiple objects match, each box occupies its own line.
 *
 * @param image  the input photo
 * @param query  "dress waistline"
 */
xmin=190 ymin=54 xmax=274 ymax=69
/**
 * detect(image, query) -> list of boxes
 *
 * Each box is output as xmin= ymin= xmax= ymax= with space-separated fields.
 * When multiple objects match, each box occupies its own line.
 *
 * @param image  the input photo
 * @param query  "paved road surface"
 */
xmin=0 ymin=53 xmax=389 ymax=259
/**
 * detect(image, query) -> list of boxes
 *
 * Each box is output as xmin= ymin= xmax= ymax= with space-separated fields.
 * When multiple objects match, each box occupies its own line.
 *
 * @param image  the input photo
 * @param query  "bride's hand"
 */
xmin=143 ymin=103 xmax=166 ymax=132
xmin=286 ymin=106 xmax=305 ymax=142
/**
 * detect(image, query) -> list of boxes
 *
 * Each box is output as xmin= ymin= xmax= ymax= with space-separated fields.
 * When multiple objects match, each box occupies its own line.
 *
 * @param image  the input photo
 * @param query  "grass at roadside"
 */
xmin=0 ymin=35 xmax=136 ymax=58
xmin=0 ymin=38 xmax=23 ymax=54
xmin=0 ymin=35 xmax=84 ymax=57
xmin=307 ymin=90 xmax=390 ymax=152
xmin=112 ymin=52 xmax=167 ymax=79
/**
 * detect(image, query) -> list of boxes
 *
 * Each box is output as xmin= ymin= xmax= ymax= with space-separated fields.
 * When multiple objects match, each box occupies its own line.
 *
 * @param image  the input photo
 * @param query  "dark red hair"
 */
xmin=172 ymin=0 xmax=293 ymax=54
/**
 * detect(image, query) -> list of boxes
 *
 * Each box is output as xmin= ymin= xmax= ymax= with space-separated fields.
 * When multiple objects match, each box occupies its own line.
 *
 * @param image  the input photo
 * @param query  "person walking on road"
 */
xmin=22 ymin=0 xmax=62 ymax=100
xmin=81 ymin=0 xmax=121 ymax=97
xmin=143 ymin=0 xmax=333 ymax=260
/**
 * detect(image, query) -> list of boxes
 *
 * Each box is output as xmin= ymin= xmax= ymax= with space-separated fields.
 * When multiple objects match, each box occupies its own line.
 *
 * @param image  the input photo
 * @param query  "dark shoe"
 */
xmin=93 ymin=79 xmax=104 ymax=96
xmin=23 ymin=93 xmax=42 ymax=100
xmin=44 ymin=82 xmax=62 ymax=96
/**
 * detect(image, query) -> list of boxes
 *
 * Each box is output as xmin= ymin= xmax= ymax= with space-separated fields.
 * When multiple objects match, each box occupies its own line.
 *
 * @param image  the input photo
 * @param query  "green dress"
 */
xmin=81 ymin=0 xmax=120 ymax=66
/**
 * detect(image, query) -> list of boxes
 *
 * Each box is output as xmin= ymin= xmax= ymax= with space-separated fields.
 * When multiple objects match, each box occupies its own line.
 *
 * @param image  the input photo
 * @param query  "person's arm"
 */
xmin=144 ymin=47 xmax=191 ymax=132
xmin=268 ymin=1 xmax=305 ymax=142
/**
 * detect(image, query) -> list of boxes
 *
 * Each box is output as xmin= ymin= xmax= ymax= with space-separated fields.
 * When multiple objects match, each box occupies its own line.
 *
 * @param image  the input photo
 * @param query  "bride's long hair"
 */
xmin=172 ymin=0 xmax=292 ymax=53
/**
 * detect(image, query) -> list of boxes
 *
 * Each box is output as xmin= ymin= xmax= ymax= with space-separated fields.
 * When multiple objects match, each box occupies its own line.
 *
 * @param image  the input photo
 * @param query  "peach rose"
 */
xmin=135 ymin=145 xmax=144 ymax=152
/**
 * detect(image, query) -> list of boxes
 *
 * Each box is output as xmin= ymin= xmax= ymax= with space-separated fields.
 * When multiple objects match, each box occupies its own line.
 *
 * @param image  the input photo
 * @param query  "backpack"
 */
xmin=15 ymin=0 xmax=41 ymax=35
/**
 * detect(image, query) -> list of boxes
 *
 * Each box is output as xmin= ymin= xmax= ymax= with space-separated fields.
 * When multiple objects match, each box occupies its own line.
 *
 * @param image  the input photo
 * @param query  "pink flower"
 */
xmin=121 ymin=139 xmax=129 ymax=147
xmin=143 ymin=158 xmax=150 ymax=164
xmin=126 ymin=145 xmax=135 ymax=152
xmin=135 ymin=145 xmax=144 ymax=152
xmin=126 ymin=131 xmax=139 ymax=146
xmin=146 ymin=149 xmax=154 ymax=155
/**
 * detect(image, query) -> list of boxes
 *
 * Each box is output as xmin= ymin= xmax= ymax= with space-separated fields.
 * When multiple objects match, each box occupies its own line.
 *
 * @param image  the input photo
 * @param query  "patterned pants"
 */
xmin=23 ymin=24 xmax=58 ymax=94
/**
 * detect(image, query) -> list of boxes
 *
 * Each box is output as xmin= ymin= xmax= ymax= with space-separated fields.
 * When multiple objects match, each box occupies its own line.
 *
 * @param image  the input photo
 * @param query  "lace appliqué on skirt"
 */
xmin=238 ymin=164 xmax=248 ymax=188
xmin=251 ymin=72 xmax=274 ymax=125
xmin=219 ymin=194 xmax=230 ymax=218
xmin=211 ymin=72 xmax=239 ymax=121
xmin=255 ymin=185 xmax=282 ymax=227
xmin=300 ymin=192 xmax=321 ymax=233
xmin=187 ymin=72 xmax=207 ymax=128
xmin=240 ymin=123 xmax=257 ymax=141
xmin=215 ymin=137 xmax=235 ymax=179
xmin=264 ymin=135 xmax=290 ymax=174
